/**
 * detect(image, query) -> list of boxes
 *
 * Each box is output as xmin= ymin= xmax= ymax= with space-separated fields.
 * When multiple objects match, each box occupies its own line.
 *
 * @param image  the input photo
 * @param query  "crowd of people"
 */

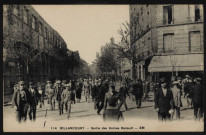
xmin=11 ymin=74 xmax=203 ymax=123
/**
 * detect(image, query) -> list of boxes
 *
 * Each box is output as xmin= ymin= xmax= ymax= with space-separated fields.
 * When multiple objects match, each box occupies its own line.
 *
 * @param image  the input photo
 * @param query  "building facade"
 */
xmin=130 ymin=4 xmax=204 ymax=82
xmin=3 ymin=5 xmax=80 ymax=94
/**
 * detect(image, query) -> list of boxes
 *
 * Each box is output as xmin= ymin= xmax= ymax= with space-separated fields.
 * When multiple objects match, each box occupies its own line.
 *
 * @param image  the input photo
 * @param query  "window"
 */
xmin=48 ymin=31 xmax=51 ymax=41
xmin=51 ymin=32 xmax=53 ymax=43
xmin=39 ymin=22 xmax=43 ymax=35
xmin=195 ymin=5 xmax=200 ymax=21
xmin=45 ymin=27 xmax=48 ymax=39
xmin=163 ymin=33 xmax=174 ymax=52
xmin=32 ymin=15 xmax=36 ymax=29
xmin=163 ymin=5 xmax=173 ymax=24
xmin=23 ymin=8 xmax=29 ymax=24
xmin=189 ymin=31 xmax=201 ymax=52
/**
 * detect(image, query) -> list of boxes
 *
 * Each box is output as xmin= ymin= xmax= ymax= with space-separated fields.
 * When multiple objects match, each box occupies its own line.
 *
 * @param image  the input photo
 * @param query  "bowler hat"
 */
xmin=160 ymin=78 xmax=166 ymax=84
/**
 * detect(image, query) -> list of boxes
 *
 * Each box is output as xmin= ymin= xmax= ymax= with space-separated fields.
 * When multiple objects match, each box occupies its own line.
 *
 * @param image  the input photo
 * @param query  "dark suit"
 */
xmin=96 ymin=83 xmax=108 ymax=114
xmin=28 ymin=88 xmax=38 ymax=121
xmin=92 ymin=85 xmax=99 ymax=109
xmin=154 ymin=88 xmax=174 ymax=121
xmin=133 ymin=82 xmax=143 ymax=108
xmin=118 ymin=86 xmax=129 ymax=110
xmin=189 ymin=83 xmax=203 ymax=119
xmin=12 ymin=89 xmax=29 ymax=123
xmin=54 ymin=84 xmax=63 ymax=115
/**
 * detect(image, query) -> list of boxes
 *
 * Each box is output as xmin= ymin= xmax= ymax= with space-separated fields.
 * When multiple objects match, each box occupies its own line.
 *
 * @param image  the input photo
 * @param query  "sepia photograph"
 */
xmin=3 ymin=4 xmax=204 ymax=132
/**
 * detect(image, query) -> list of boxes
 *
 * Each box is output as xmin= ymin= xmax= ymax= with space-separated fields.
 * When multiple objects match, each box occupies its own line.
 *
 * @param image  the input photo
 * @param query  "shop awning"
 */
xmin=148 ymin=54 xmax=204 ymax=72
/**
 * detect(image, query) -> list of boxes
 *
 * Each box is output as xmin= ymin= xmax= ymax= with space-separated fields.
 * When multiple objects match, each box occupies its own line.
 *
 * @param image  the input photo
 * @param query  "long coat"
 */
xmin=171 ymin=86 xmax=182 ymax=107
xmin=189 ymin=83 xmax=203 ymax=107
xmin=132 ymin=82 xmax=143 ymax=97
xmin=28 ymin=88 xmax=38 ymax=106
xmin=154 ymin=88 xmax=174 ymax=114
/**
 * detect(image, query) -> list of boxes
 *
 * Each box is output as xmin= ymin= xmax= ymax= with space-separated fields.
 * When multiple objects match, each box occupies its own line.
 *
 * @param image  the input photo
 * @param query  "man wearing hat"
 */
xmin=133 ymin=79 xmax=144 ymax=108
xmin=92 ymin=79 xmax=99 ymax=109
xmin=54 ymin=80 xmax=63 ymax=115
xmin=83 ymin=80 xmax=91 ymax=103
xmin=45 ymin=81 xmax=51 ymax=104
xmin=37 ymin=82 xmax=44 ymax=108
xmin=96 ymin=79 xmax=109 ymax=115
xmin=184 ymin=77 xmax=195 ymax=108
xmin=61 ymin=84 xmax=72 ymax=118
xmin=171 ymin=81 xmax=182 ymax=119
xmin=118 ymin=82 xmax=129 ymax=111
xmin=182 ymin=75 xmax=190 ymax=98
xmin=12 ymin=81 xmax=29 ymax=123
xmin=28 ymin=82 xmax=38 ymax=121
xmin=189 ymin=77 xmax=203 ymax=120
xmin=47 ymin=83 xmax=55 ymax=111
xmin=154 ymin=78 xmax=174 ymax=121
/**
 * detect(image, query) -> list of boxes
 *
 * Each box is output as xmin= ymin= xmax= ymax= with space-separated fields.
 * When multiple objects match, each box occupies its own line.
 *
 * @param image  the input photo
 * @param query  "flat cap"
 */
xmin=18 ymin=81 xmax=25 ymax=85
xmin=185 ymin=75 xmax=190 ymax=78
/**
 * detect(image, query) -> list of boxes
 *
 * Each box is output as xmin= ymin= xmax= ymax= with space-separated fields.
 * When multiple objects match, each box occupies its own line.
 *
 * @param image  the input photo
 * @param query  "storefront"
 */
xmin=148 ymin=53 xmax=204 ymax=82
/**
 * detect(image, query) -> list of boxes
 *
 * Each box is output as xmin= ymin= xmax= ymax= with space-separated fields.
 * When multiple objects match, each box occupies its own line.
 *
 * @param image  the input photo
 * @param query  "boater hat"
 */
xmin=18 ymin=81 xmax=25 ymax=85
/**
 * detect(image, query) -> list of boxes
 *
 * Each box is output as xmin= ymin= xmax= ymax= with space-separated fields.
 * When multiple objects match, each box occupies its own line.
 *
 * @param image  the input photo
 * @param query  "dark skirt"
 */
xmin=103 ymin=109 xmax=123 ymax=122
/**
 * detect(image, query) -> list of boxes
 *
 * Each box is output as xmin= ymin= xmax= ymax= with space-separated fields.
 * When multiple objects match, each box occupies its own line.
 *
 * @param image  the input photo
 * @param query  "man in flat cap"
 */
xmin=61 ymin=84 xmax=73 ymax=119
xmin=12 ymin=81 xmax=29 ymax=123
xmin=54 ymin=80 xmax=63 ymax=115
xmin=154 ymin=78 xmax=174 ymax=121
xmin=189 ymin=77 xmax=203 ymax=121
xmin=28 ymin=82 xmax=38 ymax=121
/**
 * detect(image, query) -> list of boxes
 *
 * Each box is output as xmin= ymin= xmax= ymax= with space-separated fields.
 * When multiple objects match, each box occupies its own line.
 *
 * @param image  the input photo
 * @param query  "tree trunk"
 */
xmin=132 ymin=60 xmax=137 ymax=81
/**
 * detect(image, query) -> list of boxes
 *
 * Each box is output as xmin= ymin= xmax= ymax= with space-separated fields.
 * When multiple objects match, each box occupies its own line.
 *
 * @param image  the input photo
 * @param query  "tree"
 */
xmin=110 ymin=14 xmax=140 ymax=80
xmin=96 ymin=44 xmax=118 ymax=75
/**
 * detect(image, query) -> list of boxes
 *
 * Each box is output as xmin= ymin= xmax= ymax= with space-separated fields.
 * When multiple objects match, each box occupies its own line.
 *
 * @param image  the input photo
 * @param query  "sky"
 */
xmin=32 ymin=5 xmax=129 ymax=65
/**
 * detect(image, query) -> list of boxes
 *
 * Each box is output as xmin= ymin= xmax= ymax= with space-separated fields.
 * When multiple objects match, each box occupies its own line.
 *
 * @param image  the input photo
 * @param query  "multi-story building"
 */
xmin=130 ymin=4 xmax=204 ymax=82
xmin=3 ymin=5 xmax=80 ymax=94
